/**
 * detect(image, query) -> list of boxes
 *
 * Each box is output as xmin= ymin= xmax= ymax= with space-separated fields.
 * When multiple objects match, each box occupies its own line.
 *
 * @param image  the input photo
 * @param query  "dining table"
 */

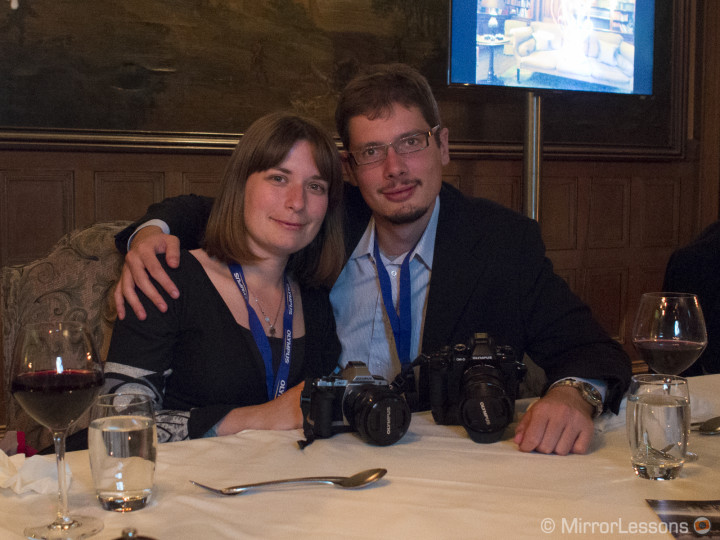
xmin=1 ymin=374 xmax=719 ymax=539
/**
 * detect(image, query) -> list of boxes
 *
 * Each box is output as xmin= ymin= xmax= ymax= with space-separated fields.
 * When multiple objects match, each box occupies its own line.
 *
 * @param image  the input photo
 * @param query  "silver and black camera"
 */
xmin=418 ymin=332 xmax=526 ymax=443
xmin=299 ymin=361 xmax=411 ymax=447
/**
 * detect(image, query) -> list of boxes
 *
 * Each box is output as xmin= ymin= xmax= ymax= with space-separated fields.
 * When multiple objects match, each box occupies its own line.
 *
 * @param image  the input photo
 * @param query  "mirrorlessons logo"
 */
xmin=541 ymin=517 xmax=693 ymax=535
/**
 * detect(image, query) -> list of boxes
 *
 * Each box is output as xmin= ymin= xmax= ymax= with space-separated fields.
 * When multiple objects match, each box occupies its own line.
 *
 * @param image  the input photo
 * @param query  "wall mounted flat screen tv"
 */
xmin=449 ymin=0 xmax=655 ymax=95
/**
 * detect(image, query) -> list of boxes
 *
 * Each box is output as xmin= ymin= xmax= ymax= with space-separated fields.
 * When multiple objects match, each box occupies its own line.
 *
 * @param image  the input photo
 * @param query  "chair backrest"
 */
xmin=0 ymin=221 xmax=130 ymax=449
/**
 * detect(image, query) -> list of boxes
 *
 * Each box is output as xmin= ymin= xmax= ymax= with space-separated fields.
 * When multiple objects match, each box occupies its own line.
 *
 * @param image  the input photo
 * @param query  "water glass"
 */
xmin=89 ymin=393 xmax=158 ymax=511
xmin=626 ymin=374 xmax=690 ymax=480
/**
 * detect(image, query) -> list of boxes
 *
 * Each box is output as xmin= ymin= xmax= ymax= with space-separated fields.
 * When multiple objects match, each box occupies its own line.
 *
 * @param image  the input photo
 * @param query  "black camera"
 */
xmin=418 ymin=332 xmax=526 ymax=443
xmin=299 ymin=361 xmax=411 ymax=447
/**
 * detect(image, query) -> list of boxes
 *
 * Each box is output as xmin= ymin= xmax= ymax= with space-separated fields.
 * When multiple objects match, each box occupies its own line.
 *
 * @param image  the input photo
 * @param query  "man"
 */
xmin=663 ymin=220 xmax=720 ymax=376
xmin=114 ymin=63 xmax=631 ymax=455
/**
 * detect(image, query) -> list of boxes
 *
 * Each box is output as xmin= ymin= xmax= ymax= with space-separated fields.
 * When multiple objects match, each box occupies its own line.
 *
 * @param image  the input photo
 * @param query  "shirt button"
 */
xmin=391 ymin=270 xmax=397 ymax=277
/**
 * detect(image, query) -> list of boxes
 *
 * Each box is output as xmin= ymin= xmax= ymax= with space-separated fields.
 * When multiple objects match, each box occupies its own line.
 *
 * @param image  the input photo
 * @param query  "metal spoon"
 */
xmin=190 ymin=468 xmax=387 ymax=496
xmin=692 ymin=416 xmax=720 ymax=435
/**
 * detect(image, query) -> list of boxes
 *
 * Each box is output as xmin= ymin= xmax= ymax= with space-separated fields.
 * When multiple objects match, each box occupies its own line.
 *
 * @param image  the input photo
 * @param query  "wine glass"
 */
xmin=632 ymin=292 xmax=707 ymax=375
xmin=11 ymin=321 xmax=104 ymax=539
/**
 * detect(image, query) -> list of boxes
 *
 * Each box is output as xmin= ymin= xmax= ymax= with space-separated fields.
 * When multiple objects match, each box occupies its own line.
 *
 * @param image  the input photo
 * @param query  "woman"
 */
xmin=104 ymin=112 xmax=344 ymax=442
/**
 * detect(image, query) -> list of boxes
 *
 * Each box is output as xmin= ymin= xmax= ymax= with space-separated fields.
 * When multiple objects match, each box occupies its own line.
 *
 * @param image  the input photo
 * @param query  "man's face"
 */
xmin=346 ymin=104 xmax=449 ymax=227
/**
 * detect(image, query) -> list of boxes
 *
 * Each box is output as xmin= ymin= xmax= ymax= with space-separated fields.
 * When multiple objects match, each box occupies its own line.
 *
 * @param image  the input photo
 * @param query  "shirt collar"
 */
xmin=350 ymin=195 xmax=440 ymax=270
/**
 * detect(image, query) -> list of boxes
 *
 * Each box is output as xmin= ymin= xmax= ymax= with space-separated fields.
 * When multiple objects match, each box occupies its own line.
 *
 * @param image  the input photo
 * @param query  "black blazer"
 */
xmin=117 ymin=183 xmax=631 ymax=412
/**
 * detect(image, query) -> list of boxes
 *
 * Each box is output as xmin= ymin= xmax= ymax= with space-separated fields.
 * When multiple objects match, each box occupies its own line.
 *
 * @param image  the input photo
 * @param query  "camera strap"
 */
xmin=297 ymin=383 xmax=316 ymax=449
xmin=297 ymin=382 xmax=354 ymax=449
xmin=373 ymin=239 xmax=413 ymax=367
xmin=390 ymin=364 xmax=420 ymax=411
xmin=228 ymin=262 xmax=293 ymax=401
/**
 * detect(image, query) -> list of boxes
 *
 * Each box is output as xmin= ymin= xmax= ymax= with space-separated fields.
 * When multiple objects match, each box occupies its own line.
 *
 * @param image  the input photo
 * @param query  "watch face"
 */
xmin=554 ymin=379 xmax=602 ymax=416
xmin=582 ymin=384 xmax=602 ymax=403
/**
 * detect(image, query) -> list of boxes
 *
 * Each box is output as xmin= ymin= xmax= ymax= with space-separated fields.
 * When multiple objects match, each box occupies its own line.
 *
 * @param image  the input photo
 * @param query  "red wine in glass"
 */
xmin=10 ymin=322 xmax=104 ymax=539
xmin=633 ymin=339 xmax=707 ymax=376
xmin=11 ymin=370 xmax=103 ymax=431
xmin=632 ymin=293 xmax=707 ymax=375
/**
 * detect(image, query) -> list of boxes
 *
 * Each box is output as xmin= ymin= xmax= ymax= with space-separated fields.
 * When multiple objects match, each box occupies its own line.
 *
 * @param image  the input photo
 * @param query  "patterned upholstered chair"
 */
xmin=0 ymin=221 xmax=130 ymax=450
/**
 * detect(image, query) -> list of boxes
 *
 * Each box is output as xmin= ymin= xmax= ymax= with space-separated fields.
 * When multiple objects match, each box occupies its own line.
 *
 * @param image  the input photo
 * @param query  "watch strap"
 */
xmin=548 ymin=378 xmax=604 ymax=418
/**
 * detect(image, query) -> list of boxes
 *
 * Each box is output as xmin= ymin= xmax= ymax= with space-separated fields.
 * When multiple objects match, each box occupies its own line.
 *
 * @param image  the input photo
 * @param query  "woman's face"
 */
xmin=243 ymin=139 xmax=329 ymax=261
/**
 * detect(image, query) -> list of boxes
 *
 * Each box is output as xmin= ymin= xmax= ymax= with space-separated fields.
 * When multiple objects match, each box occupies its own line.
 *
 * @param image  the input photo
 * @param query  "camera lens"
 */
xmin=344 ymin=385 xmax=411 ymax=446
xmin=458 ymin=364 xmax=513 ymax=443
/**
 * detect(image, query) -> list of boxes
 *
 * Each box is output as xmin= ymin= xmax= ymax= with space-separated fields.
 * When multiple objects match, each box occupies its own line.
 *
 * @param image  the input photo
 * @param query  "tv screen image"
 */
xmin=449 ymin=0 xmax=655 ymax=95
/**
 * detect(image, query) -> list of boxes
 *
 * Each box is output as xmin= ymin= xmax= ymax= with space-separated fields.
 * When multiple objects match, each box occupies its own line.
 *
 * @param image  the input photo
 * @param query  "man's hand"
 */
xmin=114 ymin=226 xmax=181 ymax=321
xmin=513 ymin=385 xmax=595 ymax=455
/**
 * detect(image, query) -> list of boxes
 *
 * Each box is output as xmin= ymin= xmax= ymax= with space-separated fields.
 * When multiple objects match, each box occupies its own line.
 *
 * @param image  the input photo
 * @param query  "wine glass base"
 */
xmin=24 ymin=515 xmax=103 ymax=540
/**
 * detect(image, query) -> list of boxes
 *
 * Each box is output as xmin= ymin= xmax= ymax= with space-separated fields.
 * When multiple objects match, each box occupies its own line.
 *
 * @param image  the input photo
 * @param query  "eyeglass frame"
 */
xmin=347 ymin=125 xmax=441 ymax=166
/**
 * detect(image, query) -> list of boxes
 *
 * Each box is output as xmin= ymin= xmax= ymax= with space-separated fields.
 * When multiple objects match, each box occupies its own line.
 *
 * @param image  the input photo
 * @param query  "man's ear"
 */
xmin=341 ymin=151 xmax=358 ymax=186
xmin=438 ymin=127 xmax=450 ymax=166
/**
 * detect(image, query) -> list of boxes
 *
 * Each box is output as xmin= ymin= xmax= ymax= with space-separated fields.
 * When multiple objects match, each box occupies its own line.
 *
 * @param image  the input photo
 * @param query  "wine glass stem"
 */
xmin=53 ymin=430 xmax=72 ymax=525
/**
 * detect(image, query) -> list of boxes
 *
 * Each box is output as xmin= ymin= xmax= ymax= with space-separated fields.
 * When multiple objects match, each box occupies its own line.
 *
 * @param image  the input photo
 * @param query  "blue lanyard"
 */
xmin=373 ymin=239 xmax=413 ymax=366
xmin=228 ymin=263 xmax=294 ymax=400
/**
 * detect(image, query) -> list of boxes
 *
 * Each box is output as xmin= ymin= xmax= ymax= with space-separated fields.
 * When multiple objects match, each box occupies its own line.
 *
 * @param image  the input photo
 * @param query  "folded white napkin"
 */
xmin=0 ymin=449 xmax=71 ymax=494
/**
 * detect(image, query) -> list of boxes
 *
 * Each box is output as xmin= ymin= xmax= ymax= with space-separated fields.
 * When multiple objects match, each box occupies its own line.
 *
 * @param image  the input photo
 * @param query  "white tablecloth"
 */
xmin=1 ymin=375 xmax=719 ymax=539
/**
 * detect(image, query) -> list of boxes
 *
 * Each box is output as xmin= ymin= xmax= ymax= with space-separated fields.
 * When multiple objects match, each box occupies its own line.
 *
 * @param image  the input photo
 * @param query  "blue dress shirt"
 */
xmin=330 ymin=197 xmax=440 ymax=383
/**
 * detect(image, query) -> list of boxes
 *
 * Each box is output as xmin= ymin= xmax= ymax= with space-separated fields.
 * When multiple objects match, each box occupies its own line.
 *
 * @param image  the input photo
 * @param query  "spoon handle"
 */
xmin=220 ymin=476 xmax=346 ymax=495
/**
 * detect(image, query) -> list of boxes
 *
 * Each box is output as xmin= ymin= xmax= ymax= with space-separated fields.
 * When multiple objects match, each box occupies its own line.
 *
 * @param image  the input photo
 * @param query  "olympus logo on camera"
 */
xmin=480 ymin=401 xmax=491 ymax=426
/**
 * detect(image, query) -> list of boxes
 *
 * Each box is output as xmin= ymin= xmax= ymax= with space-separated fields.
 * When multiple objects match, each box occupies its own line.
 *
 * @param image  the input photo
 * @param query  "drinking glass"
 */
xmin=626 ymin=374 xmax=690 ymax=480
xmin=11 ymin=321 xmax=104 ymax=539
xmin=89 ymin=394 xmax=157 ymax=512
xmin=632 ymin=292 xmax=707 ymax=375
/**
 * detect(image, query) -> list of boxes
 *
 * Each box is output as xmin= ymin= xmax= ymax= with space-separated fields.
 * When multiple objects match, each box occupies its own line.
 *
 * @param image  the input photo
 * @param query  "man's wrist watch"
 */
xmin=548 ymin=378 xmax=604 ymax=418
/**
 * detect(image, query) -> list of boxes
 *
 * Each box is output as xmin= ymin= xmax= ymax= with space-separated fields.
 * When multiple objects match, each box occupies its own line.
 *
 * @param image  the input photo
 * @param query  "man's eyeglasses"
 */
xmin=349 ymin=125 xmax=440 ymax=165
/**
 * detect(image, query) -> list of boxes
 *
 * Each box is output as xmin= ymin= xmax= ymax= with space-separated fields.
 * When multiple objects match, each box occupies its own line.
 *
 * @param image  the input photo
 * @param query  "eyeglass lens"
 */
xmin=352 ymin=127 xmax=437 ymax=165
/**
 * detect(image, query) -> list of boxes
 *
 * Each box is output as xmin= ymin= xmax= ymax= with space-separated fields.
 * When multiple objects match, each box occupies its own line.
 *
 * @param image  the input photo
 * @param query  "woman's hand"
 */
xmin=216 ymin=382 xmax=305 ymax=436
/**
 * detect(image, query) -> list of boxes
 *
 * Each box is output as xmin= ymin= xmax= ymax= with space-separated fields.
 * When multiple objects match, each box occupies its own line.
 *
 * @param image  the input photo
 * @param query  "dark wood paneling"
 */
xmin=1 ymin=170 xmax=74 ymax=265
xmin=0 ymin=151 xmax=229 ymax=268
xmin=183 ymin=172 xmax=222 ymax=199
xmin=541 ymin=176 xmax=578 ymax=251
xmin=468 ymin=175 xmax=519 ymax=211
xmin=698 ymin=0 xmax=720 ymax=228
xmin=440 ymin=174 xmax=461 ymax=191
xmin=582 ymin=268 xmax=628 ymax=342
xmin=95 ymin=171 xmax=165 ymax=222
xmin=636 ymin=177 xmax=681 ymax=248
xmin=588 ymin=178 xmax=630 ymax=249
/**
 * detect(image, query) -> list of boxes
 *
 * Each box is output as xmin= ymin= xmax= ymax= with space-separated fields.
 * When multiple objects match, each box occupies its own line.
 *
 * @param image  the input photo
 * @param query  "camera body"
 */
xmin=300 ymin=361 xmax=411 ymax=446
xmin=420 ymin=332 xmax=526 ymax=443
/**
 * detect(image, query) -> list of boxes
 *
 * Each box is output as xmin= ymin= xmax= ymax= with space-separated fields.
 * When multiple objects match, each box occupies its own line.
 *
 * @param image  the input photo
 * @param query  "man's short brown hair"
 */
xmin=335 ymin=63 xmax=442 ymax=151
